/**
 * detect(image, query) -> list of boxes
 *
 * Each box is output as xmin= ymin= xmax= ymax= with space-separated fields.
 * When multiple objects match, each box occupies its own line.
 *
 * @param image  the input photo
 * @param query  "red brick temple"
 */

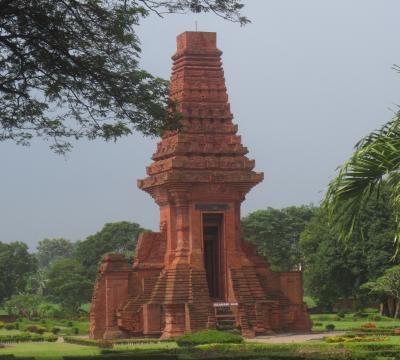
xmin=89 ymin=31 xmax=311 ymax=339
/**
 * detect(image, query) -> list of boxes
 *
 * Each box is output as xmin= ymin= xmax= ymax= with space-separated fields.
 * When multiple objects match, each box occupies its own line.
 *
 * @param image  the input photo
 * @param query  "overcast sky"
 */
xmin=1 ymin=1 xmax=400 ymax=250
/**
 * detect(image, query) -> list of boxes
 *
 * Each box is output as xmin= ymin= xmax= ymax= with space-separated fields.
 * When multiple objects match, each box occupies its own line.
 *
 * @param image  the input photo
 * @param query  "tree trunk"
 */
xmin=388 ymin=297 xmax=395 ymax=317
xmin=394 ymin=301 xmax=400 ymax=319
xmin=380 ymin=299 xmax=390 ymax=316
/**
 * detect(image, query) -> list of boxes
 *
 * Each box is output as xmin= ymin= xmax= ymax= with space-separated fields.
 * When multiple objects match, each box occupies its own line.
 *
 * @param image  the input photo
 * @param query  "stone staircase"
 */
xmin=214 ymin=305 xmax=237 ymax=332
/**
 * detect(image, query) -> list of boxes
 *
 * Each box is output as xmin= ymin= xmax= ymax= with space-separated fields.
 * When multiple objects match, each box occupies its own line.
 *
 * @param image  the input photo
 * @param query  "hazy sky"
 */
xmin=2 ymin=1 xmax=400 ymax=250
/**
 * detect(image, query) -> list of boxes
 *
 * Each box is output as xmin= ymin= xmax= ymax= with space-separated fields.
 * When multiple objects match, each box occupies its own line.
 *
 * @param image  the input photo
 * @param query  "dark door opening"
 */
xmin=203 ymin=214 xmax=223 ymax=300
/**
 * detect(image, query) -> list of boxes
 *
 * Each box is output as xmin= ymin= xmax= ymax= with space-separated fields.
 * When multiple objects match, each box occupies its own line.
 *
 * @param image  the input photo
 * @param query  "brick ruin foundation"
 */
xmin=89 ymin=31 xmax=311 ymax=339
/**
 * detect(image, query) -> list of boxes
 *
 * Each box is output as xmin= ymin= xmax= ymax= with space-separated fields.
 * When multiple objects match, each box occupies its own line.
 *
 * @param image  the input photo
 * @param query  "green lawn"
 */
xmin=0 ymin=342 xmax=99 ymax=359
xmin=0 ymin=336 xmax=400 ymax=360
xmin=311 ymin=313 xmax=400 ymax=331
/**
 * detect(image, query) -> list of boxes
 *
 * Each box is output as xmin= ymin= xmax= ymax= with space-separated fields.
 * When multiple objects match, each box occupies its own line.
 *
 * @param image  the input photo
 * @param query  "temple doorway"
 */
xmin=203 ymin=213 xmax=223 ymax=300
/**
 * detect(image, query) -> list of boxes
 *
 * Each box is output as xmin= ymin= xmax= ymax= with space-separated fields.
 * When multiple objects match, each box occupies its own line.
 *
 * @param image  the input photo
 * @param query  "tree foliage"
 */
xmin=36 ymin=238 xmax=74 ymax=268
xmin=46 ymin=258 xmax=92 ymax=313
xmin=301 ymin=188 xmax=398 ymax=309
xmin=323 ymin=112 xmax=400 ymax=249
xmin=0 ymin=0 xmax=247 ymax=153
xmin=364 ymin=265 xmax=400 ymax=318
xmin=241 ymin=206 xmax=316 ymax=271
xmin=74 ymin=221 xmax=145 ymax=279
xmin=4 ymin=293 xmax=44 ymax=319
xmin=0 ymin=241 xmax=37 ymax=304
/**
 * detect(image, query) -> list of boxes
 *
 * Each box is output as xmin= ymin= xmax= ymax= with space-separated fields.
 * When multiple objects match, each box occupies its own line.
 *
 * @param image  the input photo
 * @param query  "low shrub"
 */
xmin=352 ymin=311 xmax=368 ymax=319
xmin=26 ymin=325 xmax=46 ymax=334
xmin=114 ymin=338 xmax=173 ymax=345
xmin=98 ymin=340 xmax=113 ymax=348
xmin=4 ymin=324 xmax=15 ymax=330
xmin=51 ymin=327 xmax=61 ymax=335
xmin=360 ymin=322 xmax=376 ymax=329
xmin=324 ymin=335 xmax=389 ymax=343
xmin=0 ymin=333 xmax=57 ymax=343
xmin=64 ymin=336 xmax=173 ymax=348
xmin=64 ymin=336 xmax=98 ymax=346
xmin=368 ymin=314 xmax=382 ymax=321
xmin=337 ymin=310 xmax=346 ymax=318
xmin=73 ymin=327 xmax=79 ymax=335
xmin=312 ymin=315 xmax=334 ymax=321
xmin=325 ymin=324 xmax=335 ymax=331
xmin=313 ymin=322 xmax=323 ymax=327
xmin=354 ymin=328 xmax=393 ymax=335
xmin=176 ymin=330 xmax=243 ymax=347
xmin=67 ymin=321 xmax=73 ymax=327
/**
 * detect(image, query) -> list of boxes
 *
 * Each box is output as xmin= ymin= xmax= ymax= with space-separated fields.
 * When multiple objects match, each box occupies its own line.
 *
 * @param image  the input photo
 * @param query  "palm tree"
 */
xmin=323 ymin=111 xmax=400 ymax=248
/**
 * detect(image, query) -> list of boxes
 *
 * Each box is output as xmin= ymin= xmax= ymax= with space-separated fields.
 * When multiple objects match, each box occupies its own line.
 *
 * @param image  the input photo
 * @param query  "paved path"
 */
xmin=249 ymin=332 xmax=346 ymax=344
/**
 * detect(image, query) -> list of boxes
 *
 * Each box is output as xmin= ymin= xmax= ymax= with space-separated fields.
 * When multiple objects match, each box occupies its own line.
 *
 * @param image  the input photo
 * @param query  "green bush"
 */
xmin=98 ymin=340 xmax=113 ymax=348
xmin=64 ymin=336 xmax=109 ymax=348
xmin=73 ymin=327 xmax=79 ymax=335
xmin=313 ymin=322 xmax=323 ymax=327
xmin=176 ymin=330 xmax=243 ymax=347
xmin=114 ymin=338 xmax=173 ymax=345
xmin=0 ymin=333 xmax=57 ymax=343
xmin=325 ymin=324 xmax=335 ymax=331
xmin=368 ymin=314 xmax=382 ymax=321
xmin=26 ymin=325 xmax=46 ymax=334
xmin=4 ymin=324 xmax=15 ymax=330
xmin=51 ymin=327 xmax=61 ymax=335
xmin=0 ymin=321 xmax=4 ymax=329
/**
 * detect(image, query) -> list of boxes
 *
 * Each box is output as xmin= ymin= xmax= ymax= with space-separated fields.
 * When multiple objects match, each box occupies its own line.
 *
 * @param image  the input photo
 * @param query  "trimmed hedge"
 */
xmin=0 ymin=333 xmax=57 ymax=343
xmin=64 ymin=354 xmax=178 ymax=360
xmin=176 ymin=330 xmax=243 ymax=347
xmin=114 ymin=338 xmax=173 ymax=345
xmin=64 ymin=336 xmax=173 ymax=348
xmin=64 ymin=337 xmax=105 ymax=347
xmin=0 ymin=356 xmax=34 ymax=360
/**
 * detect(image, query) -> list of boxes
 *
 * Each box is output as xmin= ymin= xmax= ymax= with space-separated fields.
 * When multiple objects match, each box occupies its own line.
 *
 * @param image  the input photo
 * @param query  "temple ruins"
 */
xmin=89 ymin=31 xmax=311 ymax=339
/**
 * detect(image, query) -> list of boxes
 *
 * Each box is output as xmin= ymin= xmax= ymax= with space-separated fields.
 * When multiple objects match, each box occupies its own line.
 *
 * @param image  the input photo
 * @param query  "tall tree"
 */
xmin=0 ymin=0 xmax=247 ymax=153
xmin=74 ymin=221 xmax=145 ymax=279
xmin=363 ymin=265 xmax=400 ymax=318
xmin=241 ymin=206 xmax=316 ymax=271
xmin=36 ymin=238 xmax=74 ymax=268
xmin=46 ymin=258 xmax=92 ymax=313
xmin=300 ymin=189 xmax=398 ymax=309
xmin=0 ymin=241 xmax=37 ymax=304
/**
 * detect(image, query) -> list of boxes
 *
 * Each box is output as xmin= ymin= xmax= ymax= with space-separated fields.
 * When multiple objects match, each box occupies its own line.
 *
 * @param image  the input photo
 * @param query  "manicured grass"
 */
xmin=0 ymin=342 xmax=99 ymax=359
xmin=0 ymin=337 xmax=398 ymax=360
xmin=311 ymin=313 xmax=400 ymax=331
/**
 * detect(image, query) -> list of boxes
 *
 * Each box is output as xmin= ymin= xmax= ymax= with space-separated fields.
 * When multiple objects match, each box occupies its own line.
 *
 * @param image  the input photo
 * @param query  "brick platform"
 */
xmin=89 ymin=31 xmax=311 ymax=339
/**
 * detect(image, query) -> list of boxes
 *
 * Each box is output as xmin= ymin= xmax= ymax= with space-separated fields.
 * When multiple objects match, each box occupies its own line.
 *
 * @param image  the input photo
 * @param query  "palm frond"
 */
xmin=323 ymin=112 xmax=400 ymax=246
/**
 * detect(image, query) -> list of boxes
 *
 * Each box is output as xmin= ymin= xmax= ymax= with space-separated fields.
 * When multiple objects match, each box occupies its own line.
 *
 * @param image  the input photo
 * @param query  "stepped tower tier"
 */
xmin=89 ymin=31 xmax=311 ymax=340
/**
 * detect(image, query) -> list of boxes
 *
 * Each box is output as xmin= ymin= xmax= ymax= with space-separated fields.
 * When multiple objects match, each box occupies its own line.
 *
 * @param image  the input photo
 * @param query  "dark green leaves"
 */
xmin=0 ymin=0 xmax=246 ymax=153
